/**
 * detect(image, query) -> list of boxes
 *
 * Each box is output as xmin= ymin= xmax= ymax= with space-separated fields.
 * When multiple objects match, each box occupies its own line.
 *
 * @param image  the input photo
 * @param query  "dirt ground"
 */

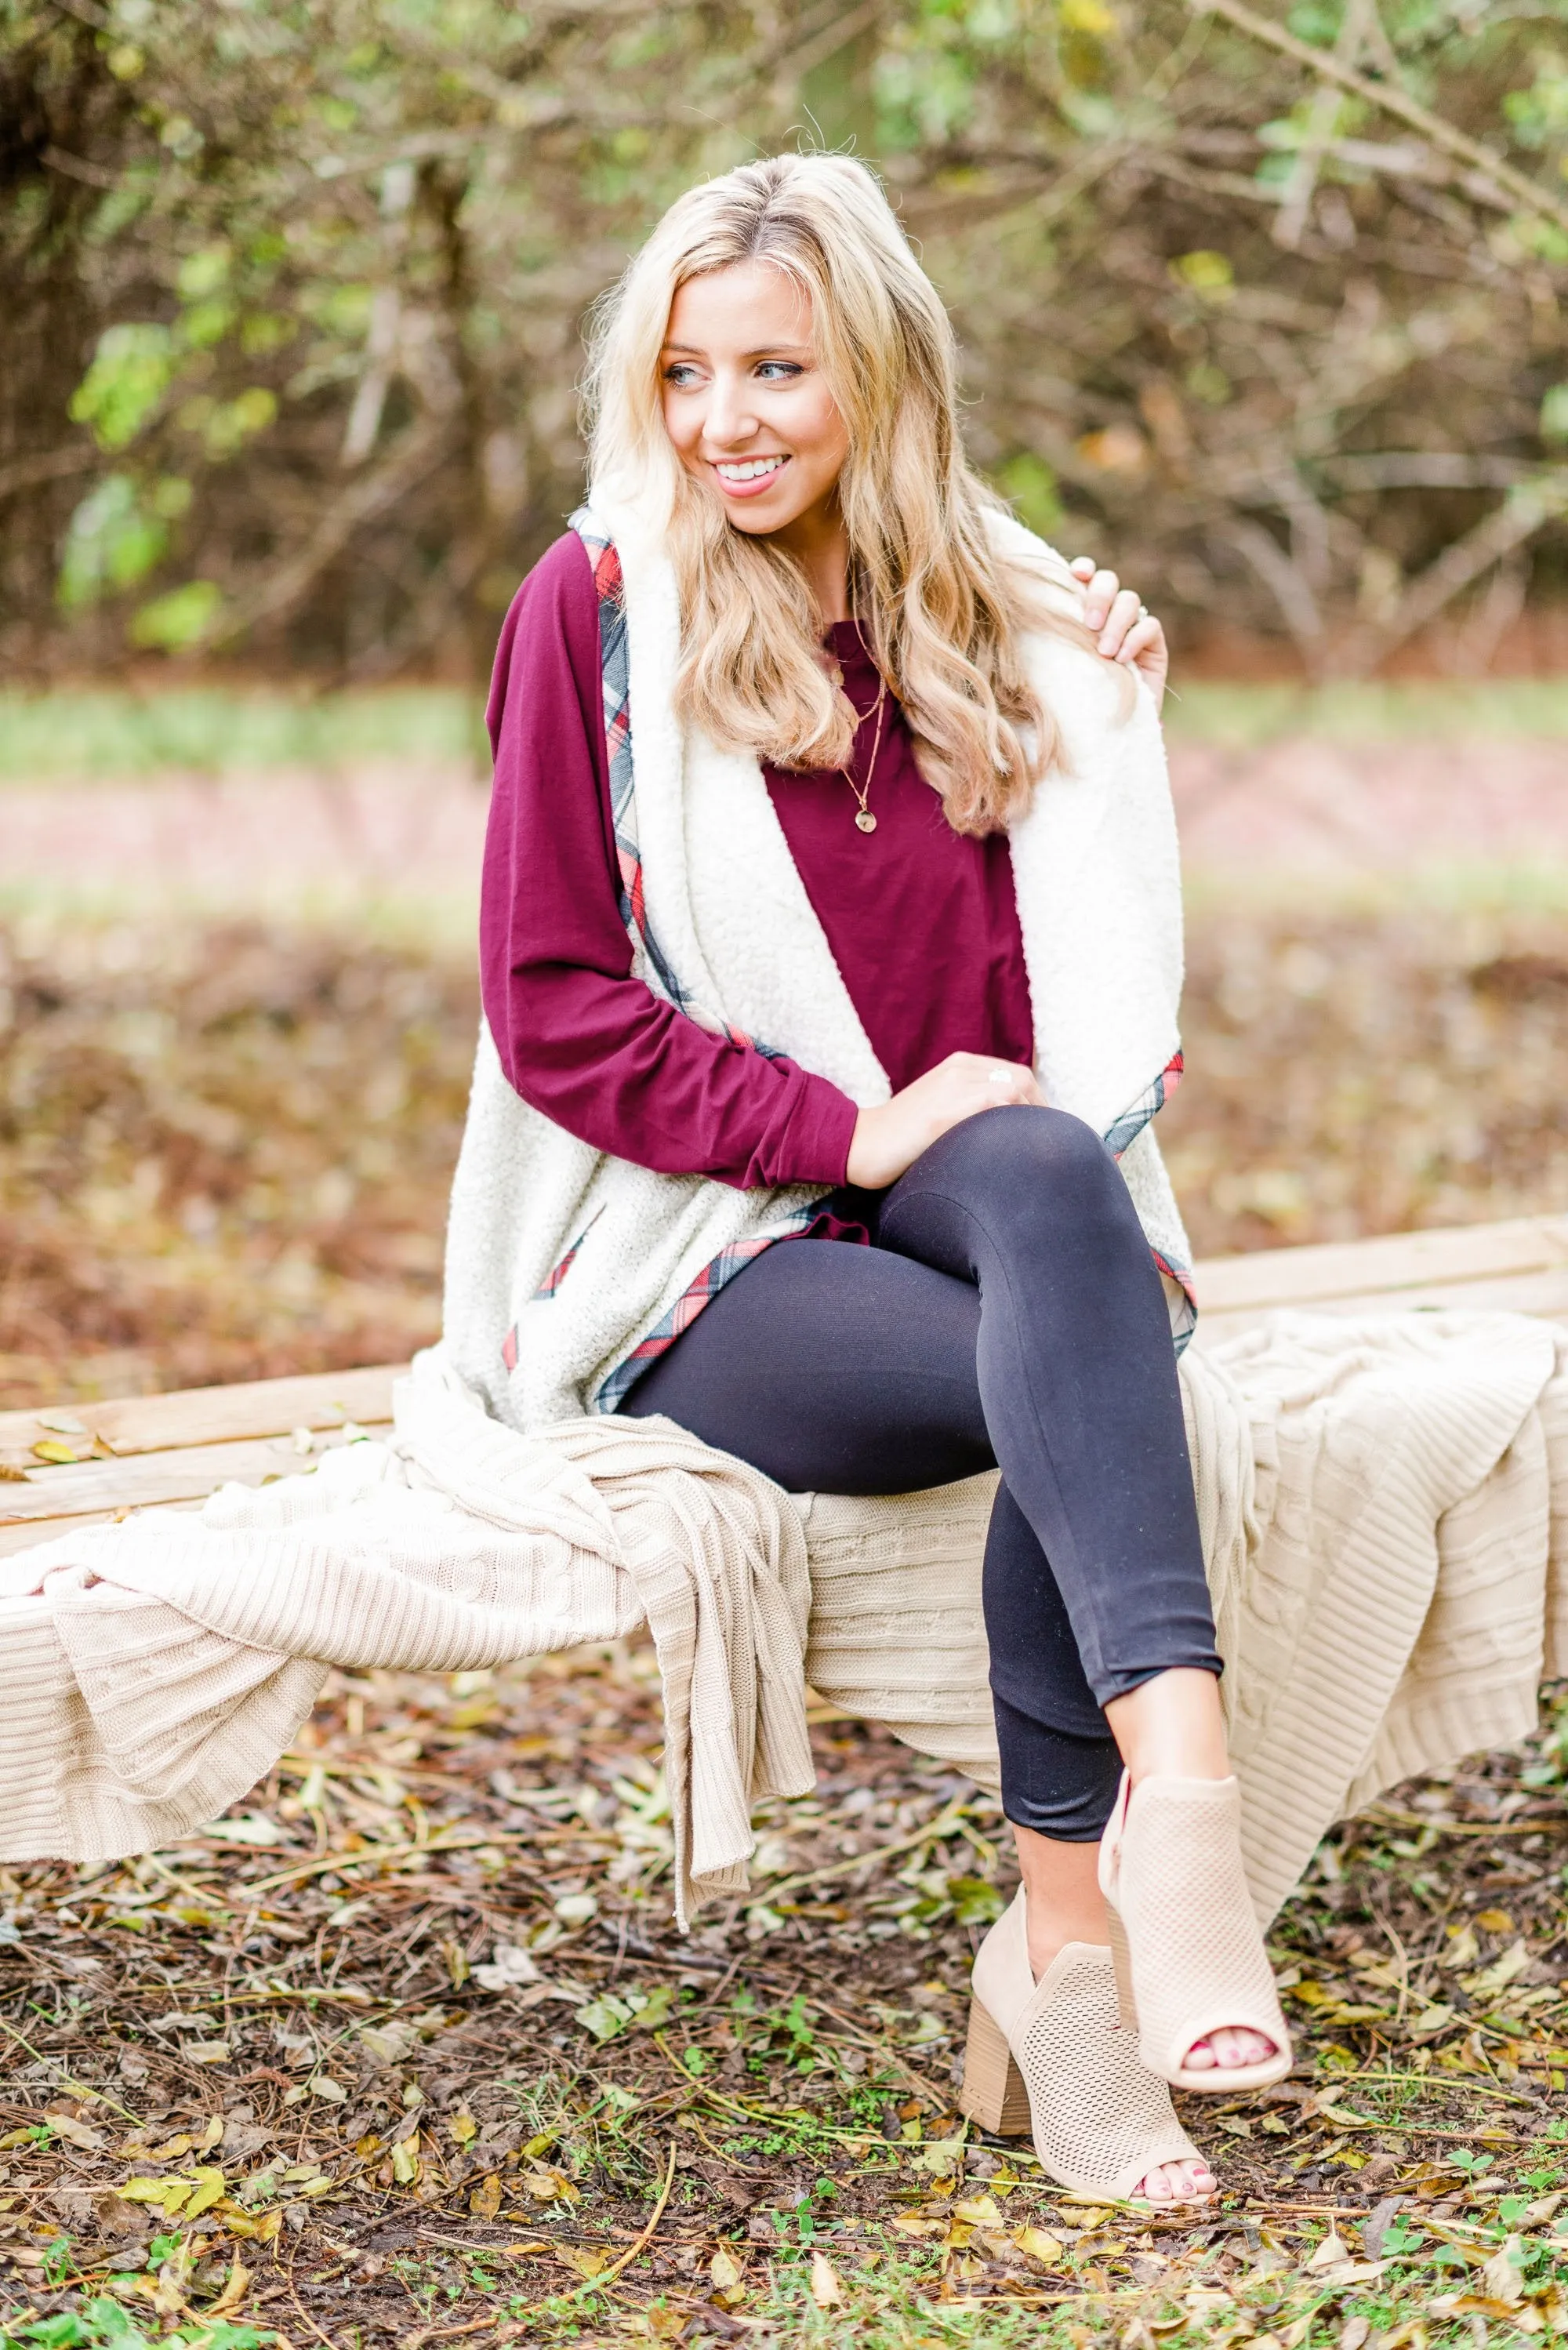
xmin=2 ymin=1658 xmax=1565 ymax=2347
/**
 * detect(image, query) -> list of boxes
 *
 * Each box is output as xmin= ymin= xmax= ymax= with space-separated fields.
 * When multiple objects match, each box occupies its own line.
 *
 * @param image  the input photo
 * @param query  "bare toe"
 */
xmin=1138 ymin=2159 xmax=1217 ymax=2204
xmin=1188 ymin=2025 xmax=1278 ymax=2069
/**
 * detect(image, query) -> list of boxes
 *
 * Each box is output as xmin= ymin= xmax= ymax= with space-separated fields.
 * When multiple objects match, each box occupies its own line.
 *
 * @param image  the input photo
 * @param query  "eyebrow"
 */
xmin=660 ymin=341 xmax=811 ymax=359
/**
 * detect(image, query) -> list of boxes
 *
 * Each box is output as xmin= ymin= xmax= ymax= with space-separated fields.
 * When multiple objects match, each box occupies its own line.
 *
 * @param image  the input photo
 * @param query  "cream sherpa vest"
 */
xmin=444 ymin=483 xmax=1195 ymax=1431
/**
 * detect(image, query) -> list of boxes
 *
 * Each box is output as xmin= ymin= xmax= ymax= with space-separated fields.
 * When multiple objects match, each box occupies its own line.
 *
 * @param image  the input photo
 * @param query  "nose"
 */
xmin=702 ymin=367 xmax=760 ymax=451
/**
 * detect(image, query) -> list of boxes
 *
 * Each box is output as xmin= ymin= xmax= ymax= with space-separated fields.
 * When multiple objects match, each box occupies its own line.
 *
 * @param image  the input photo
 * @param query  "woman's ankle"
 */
xmin=1104 ymin=1666 xmax=1230 ymax=1785
xmin=1012 ymin=1823 xmax=1109 ymax=1980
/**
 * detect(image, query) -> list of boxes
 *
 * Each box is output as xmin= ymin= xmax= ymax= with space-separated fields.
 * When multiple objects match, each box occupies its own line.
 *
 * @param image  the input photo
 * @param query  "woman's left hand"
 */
xmin=1069 ymin=556 xmax=1169 ymax=707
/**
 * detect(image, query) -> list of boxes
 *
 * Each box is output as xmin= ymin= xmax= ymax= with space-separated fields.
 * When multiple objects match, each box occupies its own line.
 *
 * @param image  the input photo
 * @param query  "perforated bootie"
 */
xmin=1098 ymin=1769 xmax=1292 ymax=2093
xmin=958 ymin=1887 xmax=1207 ymax=2202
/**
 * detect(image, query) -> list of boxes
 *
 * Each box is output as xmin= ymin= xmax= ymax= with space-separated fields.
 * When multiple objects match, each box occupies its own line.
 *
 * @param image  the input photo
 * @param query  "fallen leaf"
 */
xmin=307 ymin=2075 xmax=347 ymax=2101
xmin=472 ymin=1941 xmax=542 ymax=1992
xmin=1482 ymin=2239 xmax=1526 ymax=2306
xmin=1308 ymin=2232 xmax=1351 ymax=2271
xmin=810 ymin=2250 xmax=843 ymax=2308
xmin=151 ymin=2262 xmax=187 ymax=2318
xmin=43 ymin=2112 xmax=104 ymax=2151
xmin=184 ymin=2167 xmax=226 ymax=2220
xmin=203 ymin=2257 xmax=252 ymax=2321
xmin=953 ymin=2195 xmax=1004 ymax=2228
xmin=1013 ymin=2225 xmax=1064 ymax=2265
xmin=180 ymin=2040 xmax=233 ymax=2065
xmin=35 ymin=1412 xmax=87 ymax=1436
xmin=557 ymin=2245 xmax=613 ymax=2279
xmin=575 ymin=1993 xmax=634 ymax=2043
xmin=911 ymin=2133 xmax=967 ymax=2176
xmin=518 ymin=2164 xmax=579 ymax=2203
xmin=31 ymin=1439 xmax=82 ymax=1464
xmin=207 ymin=1814 xmax=280 ymax=1847
xmin=470 ymin=2174 xmax=502 ymax=2221
xmin=358 ymin=2021 xmax=421 ymax=2065
xmin=710 ymin=2246 xmax=742 ymax=2292
xmin=448 ymin=2110 xmax=478 ymax=2145
xmin=390 ymin=2139 xmax=419 ymax=2185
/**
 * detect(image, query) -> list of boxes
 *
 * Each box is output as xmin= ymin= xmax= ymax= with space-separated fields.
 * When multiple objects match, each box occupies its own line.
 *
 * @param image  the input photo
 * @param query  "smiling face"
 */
xmin=659 ymin=260 xmax=851 ymax=544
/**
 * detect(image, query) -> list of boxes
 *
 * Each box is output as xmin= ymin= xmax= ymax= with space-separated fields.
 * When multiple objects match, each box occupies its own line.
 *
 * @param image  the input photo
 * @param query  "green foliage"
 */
xmin=58 ymin=476 xmax=169 ymax=609
xmin=69 ymin=325 xmax=176 ymax=453
xmin=129 ymin=578 xmax=225 ymax=650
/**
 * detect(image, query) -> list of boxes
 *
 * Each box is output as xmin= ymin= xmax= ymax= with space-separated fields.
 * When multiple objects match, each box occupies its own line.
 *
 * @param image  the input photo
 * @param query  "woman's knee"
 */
xmin=925 ymin=1103 xmax=1133 ymax=1232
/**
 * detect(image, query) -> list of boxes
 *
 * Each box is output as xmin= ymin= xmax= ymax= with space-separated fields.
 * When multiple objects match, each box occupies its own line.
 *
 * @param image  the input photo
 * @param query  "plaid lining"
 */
xmin=1102 ymin=1049 xmax=1184 ymax=1160
xmin=593 ymin=1210 xmax=818 ymax=1411
xmin=1100 ymin=1052 xmax=1196 ymax=1347
xmin=532 ymin=1213 xmax=602 ymax=1302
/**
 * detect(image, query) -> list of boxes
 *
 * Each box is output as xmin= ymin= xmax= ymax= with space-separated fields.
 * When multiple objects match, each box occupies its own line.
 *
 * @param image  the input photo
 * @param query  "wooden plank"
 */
xmin=2 ymin=1506 xmax=145 ymax=1560
xmin=1196 ymin=1264 xmax=1568 ymax=1349
xmin=0 ymin=1364 xmax=399 ymax=1475
xmin=1193 ymin=1213 xmax=1568 ymax=1316
xmin=0 ymin=1430 xmax=366 ymax=1530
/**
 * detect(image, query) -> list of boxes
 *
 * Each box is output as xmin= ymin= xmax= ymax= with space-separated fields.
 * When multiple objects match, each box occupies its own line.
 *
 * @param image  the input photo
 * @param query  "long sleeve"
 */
xmin=479 ymin=532 xmax=858 ymax=1190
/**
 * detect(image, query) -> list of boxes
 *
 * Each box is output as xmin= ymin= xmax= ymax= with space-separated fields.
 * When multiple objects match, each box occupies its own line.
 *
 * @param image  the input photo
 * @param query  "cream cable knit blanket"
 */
xmin=2 ymin=1312 xmax=1565 ymax=1930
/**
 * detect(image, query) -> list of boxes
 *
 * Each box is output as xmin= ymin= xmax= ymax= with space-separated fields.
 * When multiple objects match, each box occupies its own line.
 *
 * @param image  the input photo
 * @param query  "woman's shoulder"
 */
xmin=486 ymin=528 xmax=604 ymax=736
xmin=490 ymin=529 xmax=600 ymax=680
xmin=506 ymin=527 xmax=599 ymax=628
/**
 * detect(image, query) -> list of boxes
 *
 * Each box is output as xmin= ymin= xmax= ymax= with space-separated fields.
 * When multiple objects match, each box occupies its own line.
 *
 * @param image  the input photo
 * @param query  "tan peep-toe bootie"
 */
xmin=1097 ymin=1769 xmax=1292 ymax=2094
xmin=958 ymin=1888 xmax=1206 ymax=2201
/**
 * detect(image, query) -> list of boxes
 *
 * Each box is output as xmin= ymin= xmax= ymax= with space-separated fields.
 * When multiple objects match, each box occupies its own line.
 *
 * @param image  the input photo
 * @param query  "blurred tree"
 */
xmin=2 ymin=0 xmax=1567 ymax=681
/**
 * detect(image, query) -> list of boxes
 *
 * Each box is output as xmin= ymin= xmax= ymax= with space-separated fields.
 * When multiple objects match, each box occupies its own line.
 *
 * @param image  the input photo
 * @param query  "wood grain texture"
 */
xmin=0 ymin=1363 xmax=398 ymax=1475
xmin=0 ymin=1429 xmax=370 ymax=1527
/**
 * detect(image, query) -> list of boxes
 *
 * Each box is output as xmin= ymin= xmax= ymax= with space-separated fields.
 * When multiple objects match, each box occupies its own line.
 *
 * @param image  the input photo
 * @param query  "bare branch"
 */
xmin=1336 ymin=472 xmax=1568 ymax=674
xmin=214 ymin=427 xmax=450 ymax=646
xmin=1191 ymin=0 xmax=1568 ymax=240
xmin=0 ymin=445 xmax=96 ymax=504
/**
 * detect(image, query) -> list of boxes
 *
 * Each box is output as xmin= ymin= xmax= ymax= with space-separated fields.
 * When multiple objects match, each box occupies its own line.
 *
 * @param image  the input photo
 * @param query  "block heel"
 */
xmin=959 ymin=1996 xmax=1031 ymax=2136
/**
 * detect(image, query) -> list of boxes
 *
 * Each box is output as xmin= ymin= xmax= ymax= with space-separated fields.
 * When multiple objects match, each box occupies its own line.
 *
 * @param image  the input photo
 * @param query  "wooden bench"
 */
xmin=4 ymin=1211 xmax=1566 ymax=1563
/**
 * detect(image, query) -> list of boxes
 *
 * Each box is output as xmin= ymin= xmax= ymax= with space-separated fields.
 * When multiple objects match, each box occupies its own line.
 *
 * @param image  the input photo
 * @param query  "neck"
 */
xmin=768 ymin=492 xmax=851 ymax=626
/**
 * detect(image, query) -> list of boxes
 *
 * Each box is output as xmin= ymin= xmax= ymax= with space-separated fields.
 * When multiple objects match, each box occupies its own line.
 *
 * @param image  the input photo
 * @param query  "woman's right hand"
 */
xmin=846 ymin=1052 xmax=1044 ymax=1190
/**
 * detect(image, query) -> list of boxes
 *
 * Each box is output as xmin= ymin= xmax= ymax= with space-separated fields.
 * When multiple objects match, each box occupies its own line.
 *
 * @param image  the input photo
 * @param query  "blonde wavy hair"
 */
xmin=583 ymin=153 xmax=1106 ymax=836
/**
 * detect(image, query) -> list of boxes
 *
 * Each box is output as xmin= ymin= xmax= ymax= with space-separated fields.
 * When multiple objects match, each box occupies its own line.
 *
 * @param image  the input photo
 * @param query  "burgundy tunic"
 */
xmin=480 ymin=531 xmax=1035 ymax=1193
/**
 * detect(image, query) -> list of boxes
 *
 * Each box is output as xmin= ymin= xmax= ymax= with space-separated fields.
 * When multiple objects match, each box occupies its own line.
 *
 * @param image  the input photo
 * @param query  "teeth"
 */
xmin=716 ymin=456 xmax=786 ymax=481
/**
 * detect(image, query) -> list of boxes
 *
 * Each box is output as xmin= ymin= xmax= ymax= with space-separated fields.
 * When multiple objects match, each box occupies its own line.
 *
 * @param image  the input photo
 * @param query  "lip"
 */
xmin=710 ymin=455 xmax=791 ymax=500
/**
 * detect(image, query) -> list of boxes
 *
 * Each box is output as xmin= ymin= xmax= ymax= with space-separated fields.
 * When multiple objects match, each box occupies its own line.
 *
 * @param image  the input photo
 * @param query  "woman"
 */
xmin=450 ymin=154 xmax=1290 ymax=2206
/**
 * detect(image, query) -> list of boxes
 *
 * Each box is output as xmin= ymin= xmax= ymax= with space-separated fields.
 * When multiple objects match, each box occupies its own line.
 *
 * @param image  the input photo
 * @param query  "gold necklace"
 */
xmin=840 ymin=676 xmax=888 ymax=835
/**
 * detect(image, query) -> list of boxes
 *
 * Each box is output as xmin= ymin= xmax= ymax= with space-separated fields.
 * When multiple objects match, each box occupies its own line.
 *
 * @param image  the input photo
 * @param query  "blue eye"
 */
xmin=663 ymin=363 xmax=702 ymax=387
xmin=757 ymin=361 xmax=802 ymax=380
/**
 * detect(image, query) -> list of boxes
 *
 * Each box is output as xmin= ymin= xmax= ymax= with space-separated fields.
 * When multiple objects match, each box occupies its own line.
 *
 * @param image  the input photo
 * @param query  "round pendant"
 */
xmin=855 ymin=809 xmax=877 ymax=834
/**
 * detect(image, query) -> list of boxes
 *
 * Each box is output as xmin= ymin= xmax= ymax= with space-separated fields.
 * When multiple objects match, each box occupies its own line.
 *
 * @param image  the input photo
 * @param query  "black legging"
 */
xmin=619 ymin=1105 xmax=1220 ymax=1840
